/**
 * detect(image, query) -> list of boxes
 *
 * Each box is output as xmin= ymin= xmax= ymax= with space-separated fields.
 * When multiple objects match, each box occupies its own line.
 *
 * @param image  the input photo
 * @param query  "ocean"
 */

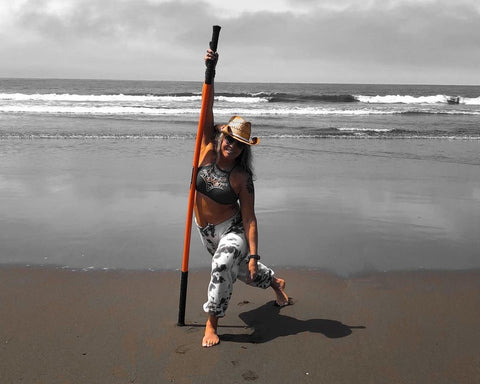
xmin=1 ymin=78 xmax=479 ymax=274
xmin=1 ymin=79 xmax=480 ymax=140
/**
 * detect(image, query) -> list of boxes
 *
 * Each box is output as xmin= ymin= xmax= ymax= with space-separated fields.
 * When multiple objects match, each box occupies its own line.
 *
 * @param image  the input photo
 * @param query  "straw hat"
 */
xmin=221 ymin=116 xmax=259 ymax=146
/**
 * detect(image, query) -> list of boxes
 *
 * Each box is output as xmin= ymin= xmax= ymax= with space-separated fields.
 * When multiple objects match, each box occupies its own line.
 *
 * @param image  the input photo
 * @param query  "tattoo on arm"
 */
xmin=246 ymin=175 xmax=255 ymax=195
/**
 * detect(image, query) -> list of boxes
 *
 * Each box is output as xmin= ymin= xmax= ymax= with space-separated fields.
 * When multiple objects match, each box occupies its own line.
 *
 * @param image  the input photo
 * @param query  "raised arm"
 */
xmin=201 ymin=49 xmax=219 ymax=150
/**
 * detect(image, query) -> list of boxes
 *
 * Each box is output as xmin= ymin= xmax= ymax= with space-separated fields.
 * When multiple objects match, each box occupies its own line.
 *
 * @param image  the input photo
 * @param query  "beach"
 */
xmin=1 ymin=79 xmax=480 ymax=382
xmin=1 ymin=137 xmax=480 ymax=383
xmin=1 ymin=266 xmax=479 ymax=383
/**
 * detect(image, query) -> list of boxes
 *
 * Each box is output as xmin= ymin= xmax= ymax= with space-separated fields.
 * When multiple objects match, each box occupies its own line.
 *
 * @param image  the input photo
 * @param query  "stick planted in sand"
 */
xmin=178 ymin=25 xmax=221 ymax=326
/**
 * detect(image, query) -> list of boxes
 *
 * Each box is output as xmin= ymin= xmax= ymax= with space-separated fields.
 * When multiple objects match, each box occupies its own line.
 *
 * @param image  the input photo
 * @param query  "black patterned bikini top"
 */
xmin=195 ymin=163 xmax=239 ymax=205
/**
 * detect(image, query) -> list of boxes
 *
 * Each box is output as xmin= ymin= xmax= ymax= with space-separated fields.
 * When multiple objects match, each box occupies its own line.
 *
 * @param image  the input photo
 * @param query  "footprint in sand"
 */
xmin=174 ymin=344 xmax=190 ymax=354
xmin=241 ymin=370 xmax=258 ymax=381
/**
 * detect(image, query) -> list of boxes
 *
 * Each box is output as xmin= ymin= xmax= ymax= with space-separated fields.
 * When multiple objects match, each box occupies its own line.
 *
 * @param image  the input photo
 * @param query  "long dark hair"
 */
xmin=216 ymin=132 xmax=255 ymax=179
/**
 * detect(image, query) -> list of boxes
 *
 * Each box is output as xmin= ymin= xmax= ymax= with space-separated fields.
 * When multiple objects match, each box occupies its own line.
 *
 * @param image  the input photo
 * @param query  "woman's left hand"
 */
xmin=205 ymin=49 xmax=219 ymax=67
xmin=248 ymin=259 xmax=258 ymax=282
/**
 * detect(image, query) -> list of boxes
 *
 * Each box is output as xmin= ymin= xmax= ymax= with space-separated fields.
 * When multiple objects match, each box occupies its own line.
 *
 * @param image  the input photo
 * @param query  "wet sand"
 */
xmin=1 ymin=266 xmax=479 ymax=383
xmin=1 ymin=138 xmax=479 ymax=274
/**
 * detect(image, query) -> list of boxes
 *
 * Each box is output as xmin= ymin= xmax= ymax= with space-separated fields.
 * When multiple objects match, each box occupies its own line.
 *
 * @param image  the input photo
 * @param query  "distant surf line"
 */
xmin=1 ymin=92 xmax=479 ymax=105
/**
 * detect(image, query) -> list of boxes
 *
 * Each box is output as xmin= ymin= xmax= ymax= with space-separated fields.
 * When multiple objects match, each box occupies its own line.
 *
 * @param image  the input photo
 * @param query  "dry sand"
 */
xmin=1 ymin=266 xmax=479 ymax=383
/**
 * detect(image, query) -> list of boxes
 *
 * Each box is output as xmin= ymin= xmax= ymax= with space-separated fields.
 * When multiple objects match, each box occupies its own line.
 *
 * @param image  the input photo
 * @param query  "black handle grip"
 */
xmin=209 ymin=25 xmax=221 ymax=52
xmin=205 ymin=25 xmax=221 ymax=84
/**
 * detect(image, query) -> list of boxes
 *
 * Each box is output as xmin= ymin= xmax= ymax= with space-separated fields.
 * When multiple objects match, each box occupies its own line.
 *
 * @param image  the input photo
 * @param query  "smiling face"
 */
xmin=220 ymin=134 xmax=245 ymax=161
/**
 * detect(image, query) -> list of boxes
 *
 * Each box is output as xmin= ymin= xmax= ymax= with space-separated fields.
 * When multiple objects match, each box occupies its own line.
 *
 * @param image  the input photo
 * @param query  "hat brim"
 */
xmin=221 ymin=125 xmax=259 ymax=146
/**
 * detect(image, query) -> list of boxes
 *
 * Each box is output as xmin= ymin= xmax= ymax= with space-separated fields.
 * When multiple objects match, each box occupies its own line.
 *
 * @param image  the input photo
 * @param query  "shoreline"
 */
xmin=2 ymin=261 xmax=480 ymax=276
xmin=1 ymin=265 xmax=479 ymax=383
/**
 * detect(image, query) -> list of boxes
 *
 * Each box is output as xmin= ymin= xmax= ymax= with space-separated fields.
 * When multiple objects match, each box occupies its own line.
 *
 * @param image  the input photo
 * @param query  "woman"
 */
xmin=195 ymin=49 xmax=291 ymax=348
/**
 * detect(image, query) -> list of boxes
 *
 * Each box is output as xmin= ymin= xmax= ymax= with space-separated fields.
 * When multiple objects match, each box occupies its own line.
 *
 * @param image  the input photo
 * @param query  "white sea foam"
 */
xmin=213 ymin=107 xmax=397 ymax=116
xmin=337 ymin=127 xmax=393 ymax=132
xmin=0 ymin=92 xmax=265 ymax=104
xmin=355 ymin=94 xmax=450 ymax=104
xmin=1 ymin=88 xmax=479 ymax=122
xmin=0 ymin=92 xmax=201 ymax=103
xmin=463 ymin=97 xmax=480 ymax=105
xmin=2 ymin=104 xmax=479 ymax=117
xmin=216 ymin=96 xmax=268 ymax=103
xmin=3 ymin=92 xmax=476 ymax=106
xmin=0 ymin=105 xmax=200 ymax=115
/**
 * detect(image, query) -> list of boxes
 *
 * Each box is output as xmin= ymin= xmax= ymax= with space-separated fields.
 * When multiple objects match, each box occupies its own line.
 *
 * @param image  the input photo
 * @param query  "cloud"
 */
xmin=216 ymin=0 xmax=480 ymax=82
xmin=0 ymin=0 xmax=479 ymax=83
xmin=0 ymin=0 xmax=220 ymax=79
xmin=5 ymin=1 xmax=205 ymax=45
xmin=224 ymin=1 xmax=480 ymax=61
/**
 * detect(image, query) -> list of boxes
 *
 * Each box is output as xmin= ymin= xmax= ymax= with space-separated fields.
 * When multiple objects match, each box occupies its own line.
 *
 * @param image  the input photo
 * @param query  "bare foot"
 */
xmin=202 ymin=315 xmax=220 ymax=348
xmin=271 ymin=277 xmax=291 ymax=307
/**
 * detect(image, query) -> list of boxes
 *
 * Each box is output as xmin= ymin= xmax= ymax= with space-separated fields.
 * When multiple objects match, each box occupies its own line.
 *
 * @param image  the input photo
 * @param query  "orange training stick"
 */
xmin=178 ymin=25 xmax=221 ymax=326
xmin=180 ymin=82 xmax=212 ymax=273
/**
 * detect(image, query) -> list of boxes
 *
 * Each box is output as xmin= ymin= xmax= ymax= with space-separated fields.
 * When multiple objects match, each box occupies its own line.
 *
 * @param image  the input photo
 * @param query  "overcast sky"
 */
xmin=1 ymin=0 xmax=479 ymax=84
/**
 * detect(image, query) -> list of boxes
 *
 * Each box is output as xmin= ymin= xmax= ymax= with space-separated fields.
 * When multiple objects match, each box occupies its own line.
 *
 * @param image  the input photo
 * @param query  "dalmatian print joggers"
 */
xmin=196 ymin=212 xmax=274 ymax=318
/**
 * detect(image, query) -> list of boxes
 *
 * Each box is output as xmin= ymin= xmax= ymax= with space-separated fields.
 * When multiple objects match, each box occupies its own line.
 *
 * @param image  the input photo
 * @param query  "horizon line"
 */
xmin=0 ymin=76 xmax=479 ymax=88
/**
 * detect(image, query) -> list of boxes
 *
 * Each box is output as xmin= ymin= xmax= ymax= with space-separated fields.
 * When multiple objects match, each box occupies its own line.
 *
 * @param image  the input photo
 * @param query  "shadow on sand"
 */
xmin=220 ymin=301 xmax=365 ymax=344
